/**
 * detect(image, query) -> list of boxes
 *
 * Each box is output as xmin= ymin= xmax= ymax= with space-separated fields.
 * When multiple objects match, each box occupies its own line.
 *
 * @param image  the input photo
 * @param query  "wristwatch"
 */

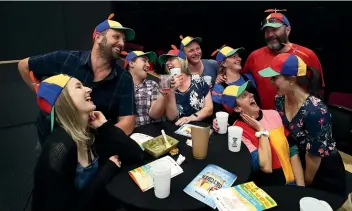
xmin=255 ymin=130 xmax=270 ymax=138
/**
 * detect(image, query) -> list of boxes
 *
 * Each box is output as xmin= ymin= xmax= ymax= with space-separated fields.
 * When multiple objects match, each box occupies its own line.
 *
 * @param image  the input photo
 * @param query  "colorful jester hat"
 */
xmin=122 ymin=50 xmax=157 ymax=68
xmin=92 ymin=13 xmax=135 ymax=41
xmin=261 ymin=8 xmax=290 ymax=30
xmin=179 ymin=35 xmax=202 ymax=51
xmin=259 ymin=53 xmax=307 ymax=78
xmin=36 ymin=74 xmax=72 ymax=132
xmin=158 ymin=44 xmax=188 ymax=65
xmin=210 ymin=45 xmax=246 ymax=65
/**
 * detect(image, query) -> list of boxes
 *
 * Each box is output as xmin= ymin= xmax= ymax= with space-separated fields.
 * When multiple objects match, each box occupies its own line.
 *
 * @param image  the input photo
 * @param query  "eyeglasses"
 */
xmin=261 ymin=18 xmax=285 ymax=27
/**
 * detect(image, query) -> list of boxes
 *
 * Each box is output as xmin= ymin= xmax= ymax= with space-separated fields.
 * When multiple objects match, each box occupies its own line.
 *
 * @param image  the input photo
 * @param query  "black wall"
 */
xmin=0 ymin=1 xmax=112 ymax=126
xmin=0 ymin=1 xmax=351 ymax=94
xmin=0 ymin=1 xmax=112 ymax=60
xmin=112 ymin=2 xmax=352 ymax=94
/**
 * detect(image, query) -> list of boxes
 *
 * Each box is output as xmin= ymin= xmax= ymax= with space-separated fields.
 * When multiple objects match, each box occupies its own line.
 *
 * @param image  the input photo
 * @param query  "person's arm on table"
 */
xmin=175 ymin=91 xmax=213 ymax=126
xmin=149 ymin=83 xmax=167 ymax=120
xmin=91 ymin=111 xmax=144 ymax=165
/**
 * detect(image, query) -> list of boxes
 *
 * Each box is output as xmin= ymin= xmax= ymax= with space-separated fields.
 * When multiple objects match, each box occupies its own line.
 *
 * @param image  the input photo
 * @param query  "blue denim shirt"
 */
xmin=75 ymin=156 xmax=99 ymax=191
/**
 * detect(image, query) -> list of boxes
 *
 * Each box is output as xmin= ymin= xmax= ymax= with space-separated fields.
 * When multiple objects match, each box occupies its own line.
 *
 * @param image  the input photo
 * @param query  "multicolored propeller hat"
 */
xmin=122 ymin=50 xmax=157 ymax=68
xmin=259 ymin=53 xmax=307 ymax=78
xmin=92 ymin=13 xmax=135 ymax=41
xmin=36 ymin=74 xmax=72 ymax=132
xmin=221 ymin=81 xmax=250 ymax=114
xmin=158 ymin=44 xmax=188 ymax=65
xmin=179 ymin=35 xmax=202 ymax=51
xmin=211 ymin=45 xmax=246 ymax=65
xmin=261 ymin=8 xmax=290 ymax=30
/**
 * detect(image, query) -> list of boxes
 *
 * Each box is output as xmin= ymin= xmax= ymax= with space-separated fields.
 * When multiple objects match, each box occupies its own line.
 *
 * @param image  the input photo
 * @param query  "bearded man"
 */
xmin=217 ymin=12 xmax=325 ymax=109
xmin=18 ymin=14 xmax=137 ymax=145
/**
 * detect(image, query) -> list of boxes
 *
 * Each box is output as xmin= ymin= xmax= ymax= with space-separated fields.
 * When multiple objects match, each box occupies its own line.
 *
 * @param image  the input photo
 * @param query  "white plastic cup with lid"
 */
xmin=150 ymin=159 xmax=172 ymax=199
xmin=216 ymin=112 xmax=229 ymax=134
xmin=228 ymin=126 xmax=243 ymax=152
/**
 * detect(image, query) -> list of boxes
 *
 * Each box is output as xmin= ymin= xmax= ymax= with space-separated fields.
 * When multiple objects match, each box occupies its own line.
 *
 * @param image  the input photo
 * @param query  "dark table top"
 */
xmin=106 ymin=121 xmax=252 ymax=211
xmin=261 ymin=186 xmax=346 ymax=211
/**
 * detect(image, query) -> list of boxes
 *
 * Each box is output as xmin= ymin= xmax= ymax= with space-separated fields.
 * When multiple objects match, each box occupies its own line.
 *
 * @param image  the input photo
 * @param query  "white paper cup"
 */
xmin=228 ymin=126 xmax=243 ymax=152
xmin=300 ymin=197 xmax=332 ymax=211
xmin=203 ymin=76 xmax=212 ymax=85
xmin=170 ymin=68 xmax=181 ymax=76
xmin=150 ymin=160 xmax=171 ymax=199
xmin=216 ymin=112 xmax=229 ymax=134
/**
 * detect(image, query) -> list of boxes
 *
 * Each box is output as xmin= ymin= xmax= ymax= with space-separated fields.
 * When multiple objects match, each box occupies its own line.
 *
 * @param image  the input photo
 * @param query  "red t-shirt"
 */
xmin=241 ymin=44 xmax=325 ymax=110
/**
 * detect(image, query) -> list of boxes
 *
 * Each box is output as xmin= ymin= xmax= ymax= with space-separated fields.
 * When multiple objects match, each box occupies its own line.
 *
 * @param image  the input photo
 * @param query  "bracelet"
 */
xmin=255 ymin=130 xmax=269 ymax=138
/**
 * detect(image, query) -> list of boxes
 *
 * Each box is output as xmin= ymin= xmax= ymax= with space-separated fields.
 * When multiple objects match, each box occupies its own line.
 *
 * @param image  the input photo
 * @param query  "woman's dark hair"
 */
xmin=285 ymin=66 xmax=323 ymax=100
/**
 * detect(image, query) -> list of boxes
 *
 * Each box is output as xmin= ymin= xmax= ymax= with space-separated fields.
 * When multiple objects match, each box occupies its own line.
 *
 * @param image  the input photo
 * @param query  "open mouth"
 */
xmin=250 ymin=99 xmax=257 ymax=106
xmin=268 ymin=38 xmax=279 ymax=44
xmin=167 ymin=65 xmax=174 ymax=70
xmin=85 ymin=96 xmax=92 ymax=102
xmin=113 ymin=45 xmax=122 ymax=52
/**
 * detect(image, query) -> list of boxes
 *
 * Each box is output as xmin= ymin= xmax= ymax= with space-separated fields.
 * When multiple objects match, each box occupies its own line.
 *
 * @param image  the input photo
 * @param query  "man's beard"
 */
xmin=265 ymin=34 xmax=289 ymax=51
xmin=98 ymin=36 xmax=120 ymax=60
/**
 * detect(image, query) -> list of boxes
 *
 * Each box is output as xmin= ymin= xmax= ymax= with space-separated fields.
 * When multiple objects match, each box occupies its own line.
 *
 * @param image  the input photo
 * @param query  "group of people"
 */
xmin=17 ymin=11 xmax=346 ymax=211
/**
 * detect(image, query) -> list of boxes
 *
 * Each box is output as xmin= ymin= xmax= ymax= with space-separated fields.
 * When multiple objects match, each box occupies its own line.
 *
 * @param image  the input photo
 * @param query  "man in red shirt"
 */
xmin=218 ymin=12 xmax=325 ymax=109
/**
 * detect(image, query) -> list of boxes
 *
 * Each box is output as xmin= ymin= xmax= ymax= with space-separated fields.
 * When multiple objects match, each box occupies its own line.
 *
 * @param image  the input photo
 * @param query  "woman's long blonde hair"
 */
xmin=54 ymin=87 xmax=95 ymax=160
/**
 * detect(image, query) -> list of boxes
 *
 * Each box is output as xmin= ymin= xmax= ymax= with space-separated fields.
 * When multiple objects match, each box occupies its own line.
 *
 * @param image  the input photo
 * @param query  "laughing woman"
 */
xmin=159 ymin=45 xmax=213 ymax=126
xmin=259 ymin=53 xmax=346 ymax=196
xmin=214 ymin=82 xmax=305 ymax=186
xmin=32 ymin=74 xmax=144 ymax=211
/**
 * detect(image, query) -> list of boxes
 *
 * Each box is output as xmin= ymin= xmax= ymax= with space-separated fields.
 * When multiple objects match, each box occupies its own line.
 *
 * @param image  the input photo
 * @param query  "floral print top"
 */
xmin=275 ymin=95 xmax=337 ymax=157
xmin=175 ymin=74 xmax=210 ymax=118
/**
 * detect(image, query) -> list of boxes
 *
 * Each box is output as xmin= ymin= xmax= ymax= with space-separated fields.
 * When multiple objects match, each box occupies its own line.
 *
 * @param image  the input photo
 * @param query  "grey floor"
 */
xmin=1 ymin=63 xmax=351 ymax=211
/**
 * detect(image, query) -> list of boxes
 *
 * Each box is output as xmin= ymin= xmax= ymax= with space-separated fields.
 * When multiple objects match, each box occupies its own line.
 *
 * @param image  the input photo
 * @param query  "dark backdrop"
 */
xmin=0 ymin=1 xmax=351 ymax=96
xmin=112 ymin=2 xmax=351 ymax=94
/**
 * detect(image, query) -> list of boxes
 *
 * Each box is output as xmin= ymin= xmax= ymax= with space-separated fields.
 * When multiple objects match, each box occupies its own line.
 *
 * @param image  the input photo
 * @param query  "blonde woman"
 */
xmin=32 ymin=74 xmax=143 ymax=211
xmin=159 ymin=45 xmax=213 ymax=126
